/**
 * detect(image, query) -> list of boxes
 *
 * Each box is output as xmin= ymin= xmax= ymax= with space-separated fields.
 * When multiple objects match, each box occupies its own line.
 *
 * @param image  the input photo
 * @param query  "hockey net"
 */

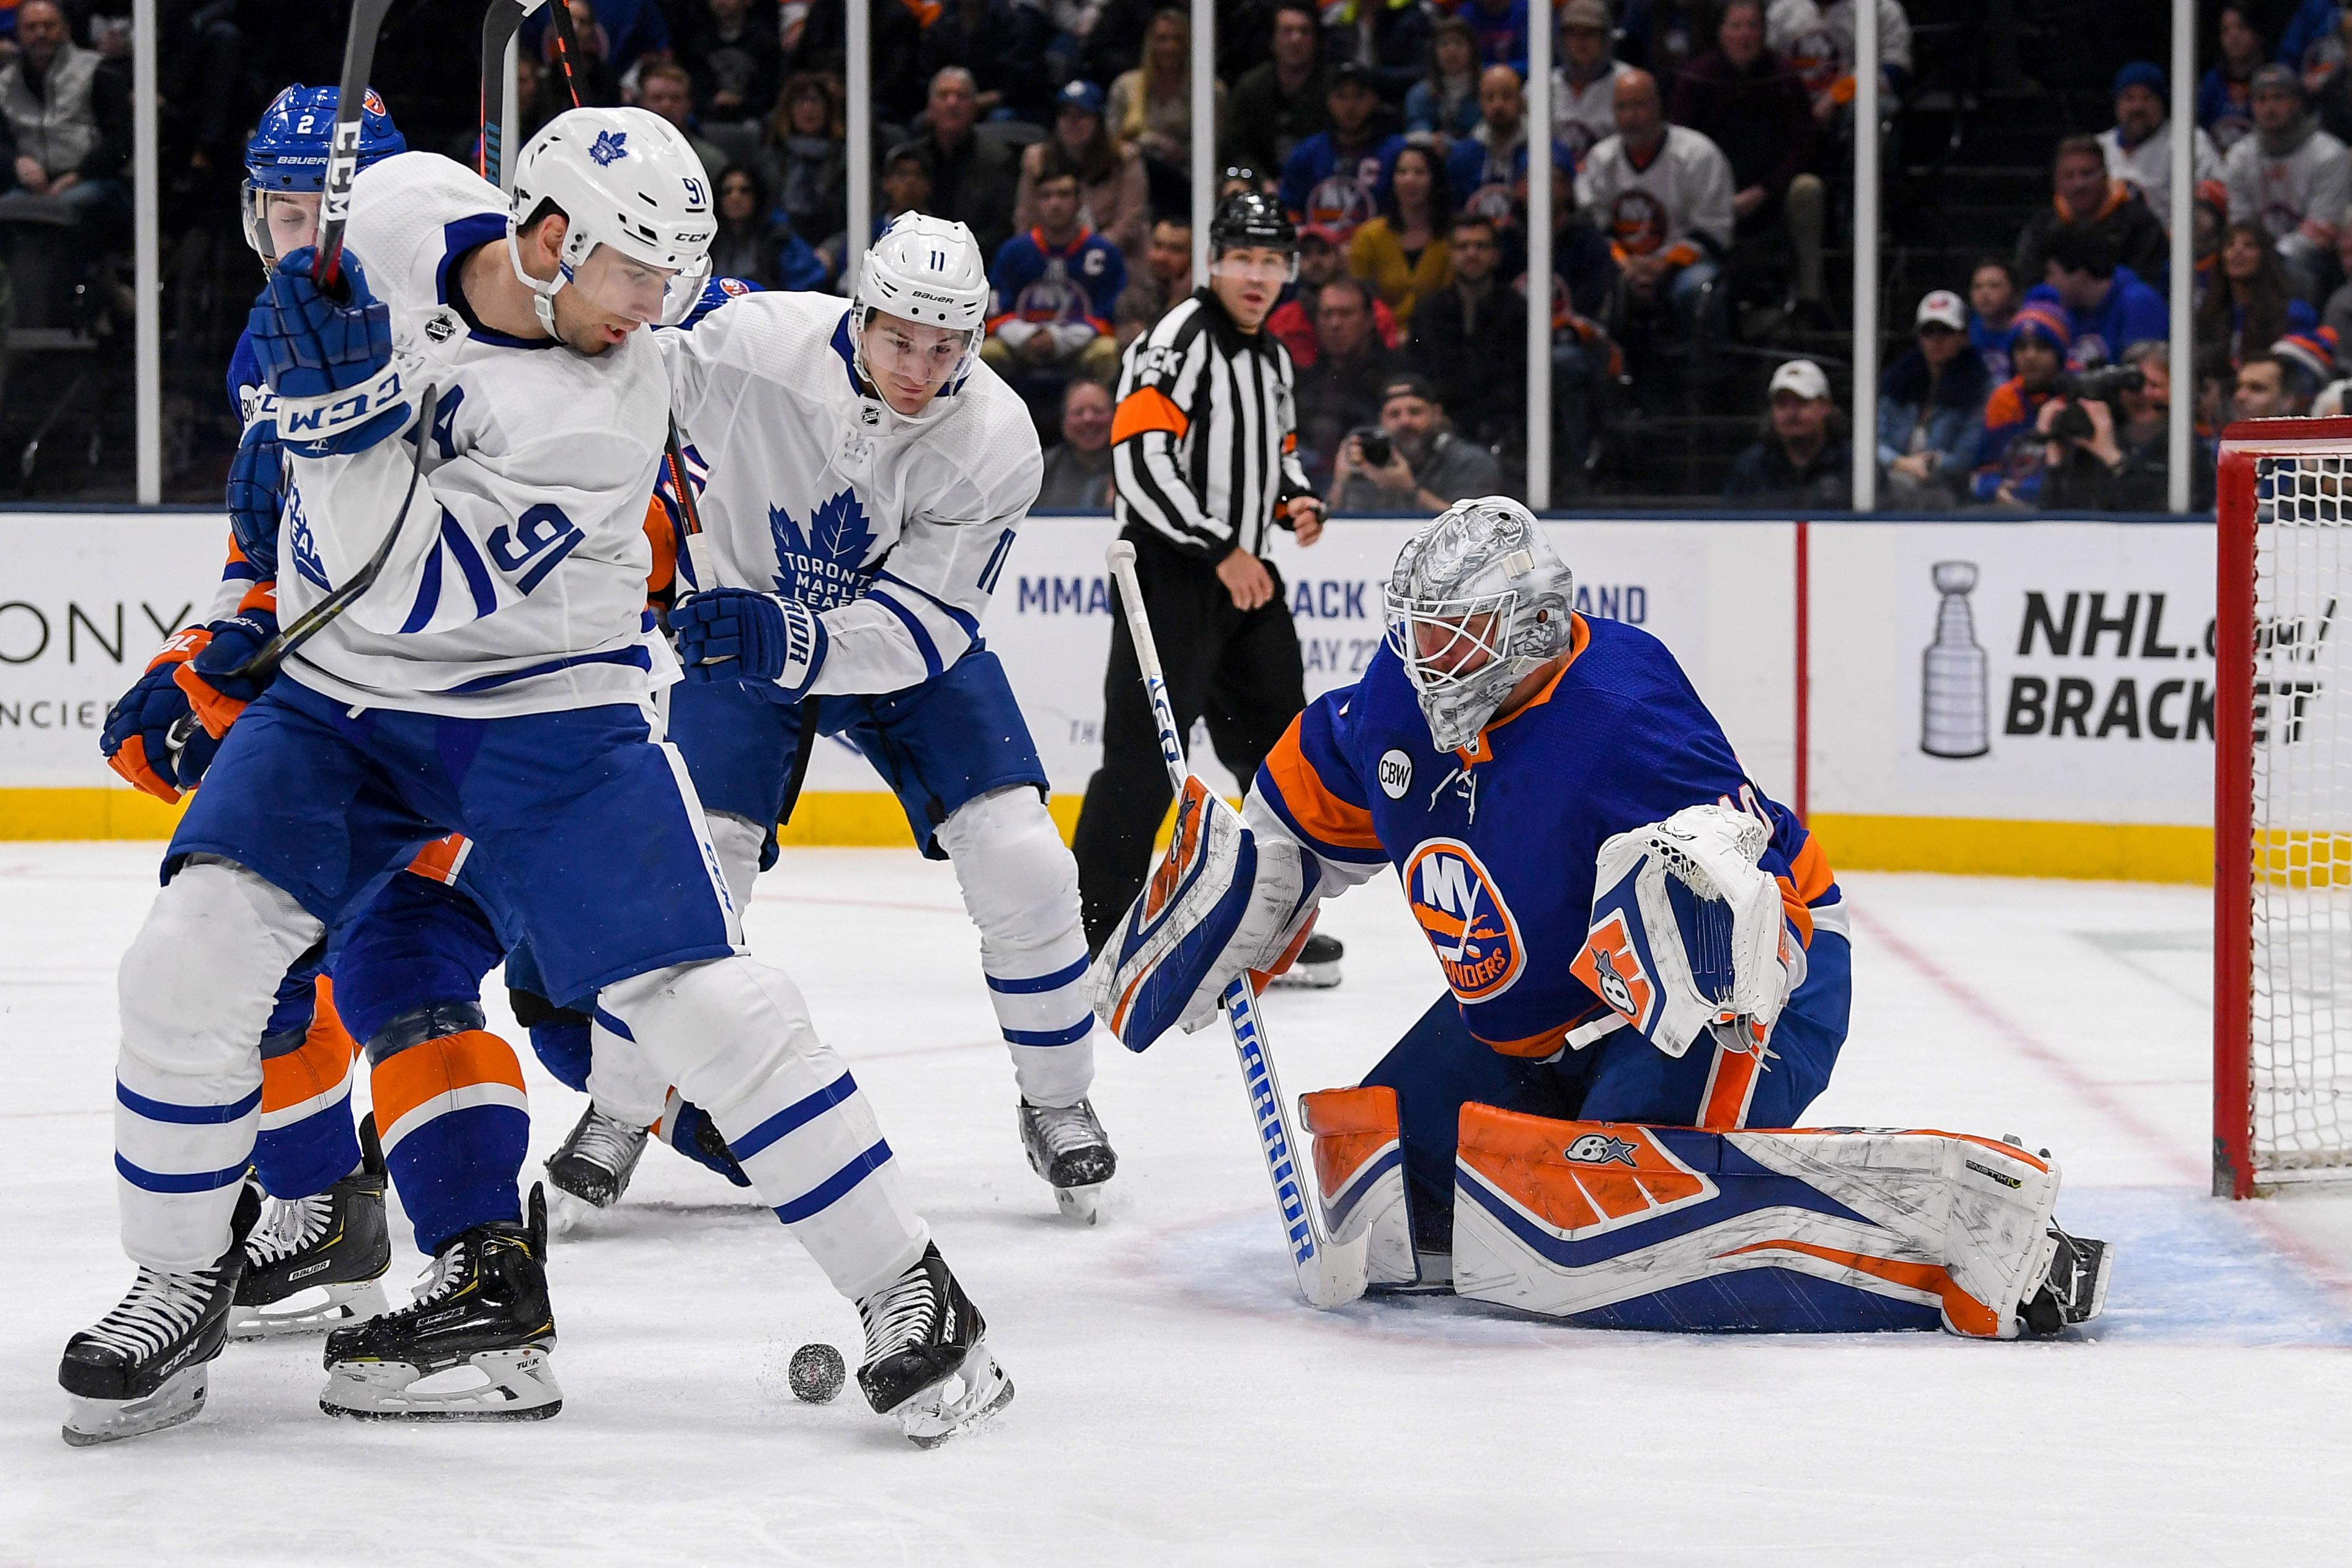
xmin=2217 ymin=420 xmax=2352 ymax=1197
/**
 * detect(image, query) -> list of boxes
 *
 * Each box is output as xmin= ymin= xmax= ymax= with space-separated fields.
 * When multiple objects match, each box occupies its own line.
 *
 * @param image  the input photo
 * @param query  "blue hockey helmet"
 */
xmin=242 ymin=84 xmax=406 ymax=264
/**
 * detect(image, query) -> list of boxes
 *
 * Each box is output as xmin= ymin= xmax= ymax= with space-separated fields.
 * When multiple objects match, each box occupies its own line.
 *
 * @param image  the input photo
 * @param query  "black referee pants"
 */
xmin=1072 ymin=525 xmax=1307 ymax=950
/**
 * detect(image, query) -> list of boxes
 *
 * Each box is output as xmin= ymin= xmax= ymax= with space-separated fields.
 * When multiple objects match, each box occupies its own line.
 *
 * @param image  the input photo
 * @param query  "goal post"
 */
xmin=2216 ymin=418 xmax=2352 ymax=1198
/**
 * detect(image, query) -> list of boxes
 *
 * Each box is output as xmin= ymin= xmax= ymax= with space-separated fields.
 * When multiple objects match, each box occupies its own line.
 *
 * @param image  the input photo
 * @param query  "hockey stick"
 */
xmin=478 ymin=0 xmax=547 ymax=189
xmin=537 ymin=0 xmax=714 ymax=585
xmin=1104 ymin=541 xmax=1369 ymax=1309
xmin=164 ymin=0 xmax=430 ymax=755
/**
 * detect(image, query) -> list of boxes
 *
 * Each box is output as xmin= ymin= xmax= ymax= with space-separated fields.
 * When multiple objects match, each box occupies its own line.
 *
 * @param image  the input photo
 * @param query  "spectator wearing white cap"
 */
xmin=2098 ymin=61 xmax=2221 ymax=234
xmin=1878 ymin=290 xmax=1994 ymax=508
xmin=1724 ymin=358 xmax=1851 ymax=508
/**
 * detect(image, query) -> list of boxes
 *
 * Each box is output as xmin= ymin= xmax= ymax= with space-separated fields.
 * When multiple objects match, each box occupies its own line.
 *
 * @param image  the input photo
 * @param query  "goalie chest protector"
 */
xmin=1255 ymin=613 xmax=1839 ymax=1058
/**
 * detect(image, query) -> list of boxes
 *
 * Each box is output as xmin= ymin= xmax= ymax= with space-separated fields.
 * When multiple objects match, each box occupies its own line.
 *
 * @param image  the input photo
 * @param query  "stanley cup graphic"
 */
xmin=1922 ymin=560 xmax=1990 ymax=759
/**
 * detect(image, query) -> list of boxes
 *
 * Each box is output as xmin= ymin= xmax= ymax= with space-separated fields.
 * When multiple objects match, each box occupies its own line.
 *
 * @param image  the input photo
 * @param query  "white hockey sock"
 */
xmin=939 ymin=787 xmax=1098 ymax=1108
xmin=602 ymin=955 xmax=928 ymax=1300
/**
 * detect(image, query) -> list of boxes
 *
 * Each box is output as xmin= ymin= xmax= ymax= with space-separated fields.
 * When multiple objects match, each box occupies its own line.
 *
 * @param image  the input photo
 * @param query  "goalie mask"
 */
xmin=1383 ymin=497 xmax=1576 ymax=752
xmin=508 ymin=107 xmax=716 ymax=340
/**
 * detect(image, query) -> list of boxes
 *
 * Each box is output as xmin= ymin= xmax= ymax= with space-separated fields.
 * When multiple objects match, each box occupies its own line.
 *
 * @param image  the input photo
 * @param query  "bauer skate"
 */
xmin=320 ymin=1185 xmax=561 ymax=1422
xmin=1017 ymin=1097 xmax=1116 ymax=1223
xmin=1270 ymin=930 xmax=1344 ymax=990
xmin=60 ymin=1183 xmax=259 ymax=1446
xmin=544 ymin=1103 xmax=647 ymax=1233
xmin=233 ymin=1114 xmax=391 ymax=1339
xmin=856 ymin=1242 xmax=1013 ymax=1448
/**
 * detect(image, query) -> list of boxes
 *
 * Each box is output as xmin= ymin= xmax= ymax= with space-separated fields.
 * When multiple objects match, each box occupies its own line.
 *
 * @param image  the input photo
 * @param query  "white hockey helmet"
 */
xmin=508 ymin=106 xmax=716 ymax=337
xmin=1383 ymin=497 xmax=1578 ymax=751
xmin=849 ymin=211 xmax=990 ymax=419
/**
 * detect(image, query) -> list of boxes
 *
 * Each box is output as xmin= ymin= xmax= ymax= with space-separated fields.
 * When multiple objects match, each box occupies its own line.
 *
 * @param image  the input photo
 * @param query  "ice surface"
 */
xmin=4 ymin=845 xmax=2350 ymax=1566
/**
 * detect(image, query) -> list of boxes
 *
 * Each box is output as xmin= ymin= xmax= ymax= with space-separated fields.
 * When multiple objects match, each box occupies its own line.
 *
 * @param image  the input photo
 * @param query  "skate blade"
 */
xmin=1053 ymin=1184 xmax=1105 ymax=1225
xmin=321 ymin=1345 xmax=563 ymax=1422
xmin=1269 ymin=960 xmax=1341 ymax=991
xmin=62 ymin=1366 xmax=206 ymax=1447
xmin=231 ymin=1278 xmax=390 ymax=1340
xmin=892 ymin=1342 xmax=1014 ymax=1449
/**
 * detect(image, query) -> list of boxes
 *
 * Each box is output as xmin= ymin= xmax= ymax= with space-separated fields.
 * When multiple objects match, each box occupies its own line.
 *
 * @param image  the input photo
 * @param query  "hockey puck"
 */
xmin=788 ymin=1342 xmax=846 ymax=1404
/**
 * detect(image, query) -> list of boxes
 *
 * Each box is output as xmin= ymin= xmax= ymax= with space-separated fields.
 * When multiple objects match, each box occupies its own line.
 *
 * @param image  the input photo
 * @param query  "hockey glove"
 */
xmin=174 ymin=608 xmax=280 ymax=739
xmin=672 ymin=587 xmax=825 ymax=699
xmin=225 ymin=416 xmax=286 ymax=575
xmin=249 ymin=247 xmax=411 ymax=457
xmin=101 ymin=629 xmax=223 ymax=803
xmin=657 ymin=1089 xmax=750 ymax=1187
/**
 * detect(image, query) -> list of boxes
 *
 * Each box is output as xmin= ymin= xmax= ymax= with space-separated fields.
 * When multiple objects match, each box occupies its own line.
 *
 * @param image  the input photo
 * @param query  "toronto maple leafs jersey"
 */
xmin=274 ymin=151 xmax=674 ymax=717
xmin=657 ymin=290 xmax=1044 ymax=697
xmin=1250 ymin=614 xmax=1846 ymax=1058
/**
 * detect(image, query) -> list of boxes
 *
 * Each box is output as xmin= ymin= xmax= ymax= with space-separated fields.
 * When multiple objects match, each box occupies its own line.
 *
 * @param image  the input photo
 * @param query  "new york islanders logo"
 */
xmin=1571 ymin=908 xmax=1659 ymax=1034
xmin=770 ymin=487 xmax=879 ymax=609
xmin=1403 ymin=839 xmax=1524 ymax=1003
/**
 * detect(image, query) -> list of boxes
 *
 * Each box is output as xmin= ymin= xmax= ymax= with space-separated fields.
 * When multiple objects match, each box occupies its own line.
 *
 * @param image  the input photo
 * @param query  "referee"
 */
xmin=1072 ymin=190 xmax=1344 ymax=987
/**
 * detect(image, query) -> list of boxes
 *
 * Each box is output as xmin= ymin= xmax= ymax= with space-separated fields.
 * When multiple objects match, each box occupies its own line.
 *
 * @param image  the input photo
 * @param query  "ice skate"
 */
xmin=319 ymin=1185 xmax=561 ymax=1422
xmin=1017 ymin=1097 xmax=1116 ymax=1223
xmin=855 ymin=1242 xmax=1013 ymax=1447
xmin=544 ymin=1103 xmax=647 ymax=1233
xmin=1270 ymin=930 xmax=1344 ymax=990
xmin=2020 ymin=1224 xmax=2112 ymax=1337
xmin=234 ymin=1114 xmax=392 ymax=1339
xmin=60 ymin=1183 xmax=259 ymax=1446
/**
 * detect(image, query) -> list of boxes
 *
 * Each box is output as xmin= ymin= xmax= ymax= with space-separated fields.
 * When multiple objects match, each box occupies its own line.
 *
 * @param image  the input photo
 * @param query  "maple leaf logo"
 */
xmin=769 ymin=487 xmax=879 ymax=609
xmin=588 ymin=130 xmax=628 ymax=167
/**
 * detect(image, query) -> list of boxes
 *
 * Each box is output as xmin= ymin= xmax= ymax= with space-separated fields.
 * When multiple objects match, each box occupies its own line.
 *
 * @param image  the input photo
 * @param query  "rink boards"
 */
xmin=0 ymin=510 xmax=2222 ymax=881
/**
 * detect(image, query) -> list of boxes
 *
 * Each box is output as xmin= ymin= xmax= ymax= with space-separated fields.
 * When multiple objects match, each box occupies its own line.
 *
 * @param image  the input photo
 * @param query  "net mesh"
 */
xmin=2248 ymin=453 xmax=2352 ymax=1182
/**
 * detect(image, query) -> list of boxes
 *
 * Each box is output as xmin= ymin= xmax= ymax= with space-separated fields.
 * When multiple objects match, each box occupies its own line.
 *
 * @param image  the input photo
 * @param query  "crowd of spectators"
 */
xmin=14 ymin=0 xmax=2352 ymax=512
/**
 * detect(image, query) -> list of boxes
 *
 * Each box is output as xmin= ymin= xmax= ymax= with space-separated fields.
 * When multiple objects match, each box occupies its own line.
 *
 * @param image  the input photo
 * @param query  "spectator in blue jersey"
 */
xmin=1971 ymin=301 xmax=2070 ymax=507
xmin=2279 ymin=0 xmax=2345 ymax=73
xmin=982 ymin=158 xmax=1129 ymax=391
xmin=1446 ymin=64 xmax=1574 ymax=221
xmin=2202 ymin=6 xmax=2265 ymax=155
xmin=1969 ymin=257 xmax=2020 ymax=383
xmin=1460 ymin=0 xmax=1529 ymax=66
xmin=1277 ymin=63 xmax=1403 ymax=235
xmin=1406 ymin=17 xmax=1484 ymax=154
xmin=706 ymin=164 xmax=827 ymax=292
xmin=1879 ymin=290 xmax=1992 ymax=508
xmin=2025 ymin=227 xmax=2168 ymax=371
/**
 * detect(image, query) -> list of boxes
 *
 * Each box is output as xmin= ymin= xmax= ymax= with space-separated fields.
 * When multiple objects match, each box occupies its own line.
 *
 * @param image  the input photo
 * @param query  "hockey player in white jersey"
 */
xmin=60 ymin=108 xmax=1010 ymax=1450
xmin=562 ymin=212 xmax=1118 ymax=1223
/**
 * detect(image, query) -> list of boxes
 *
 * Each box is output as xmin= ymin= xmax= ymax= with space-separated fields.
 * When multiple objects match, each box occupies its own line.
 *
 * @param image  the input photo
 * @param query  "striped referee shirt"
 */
xmin=1111 ymin=287 xmax=1315 ymax=558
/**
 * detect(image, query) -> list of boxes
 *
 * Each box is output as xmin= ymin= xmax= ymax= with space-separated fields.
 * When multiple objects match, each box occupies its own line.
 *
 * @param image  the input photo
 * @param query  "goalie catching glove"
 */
xmin=1088 ymin=777 xmax=1323 ymax=1052
xmin=1572 ymin=803 xmax=1804 ymax=1058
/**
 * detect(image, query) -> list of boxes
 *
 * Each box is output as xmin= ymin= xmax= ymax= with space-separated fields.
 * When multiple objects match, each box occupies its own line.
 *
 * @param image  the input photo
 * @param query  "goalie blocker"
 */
xmin=1091 ymin=497 xmax=2111 ymax=1337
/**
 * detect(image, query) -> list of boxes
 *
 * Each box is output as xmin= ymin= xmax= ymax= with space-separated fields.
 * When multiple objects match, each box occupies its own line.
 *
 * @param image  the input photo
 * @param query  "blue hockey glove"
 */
xmin=249 ymin=246 xmax=410 ymax=456
xmin=225 ymin=417 xmax=286 ymax=575
xmin=102 ymin=629 xmax=223 ymax=803
xmin=658 ymin=1090 xmax=750 ymax=1187
xmin=673 ymin=587 xmax=825 ymax=698
xmin=174 ymin=608 xmax=280 ymax=737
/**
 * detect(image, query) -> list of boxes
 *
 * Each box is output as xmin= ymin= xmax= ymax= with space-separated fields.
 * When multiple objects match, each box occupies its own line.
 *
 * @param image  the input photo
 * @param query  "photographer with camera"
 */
xmin=2035 ymin=342 xmax=2213 ymax=512
xmin=1330 ymin=373 xmax=1505 ymax=514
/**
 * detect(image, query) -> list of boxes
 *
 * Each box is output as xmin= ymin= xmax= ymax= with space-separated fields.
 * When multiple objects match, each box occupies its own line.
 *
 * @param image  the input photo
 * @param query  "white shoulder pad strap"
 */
xmin=1573 ymin=803 xmax=1795 ymax=1058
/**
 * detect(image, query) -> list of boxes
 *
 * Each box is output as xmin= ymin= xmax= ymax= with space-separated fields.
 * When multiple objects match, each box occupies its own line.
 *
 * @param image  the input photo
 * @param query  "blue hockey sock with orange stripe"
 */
xmin=368 ymin=1013 xmax=529 ymax=1254
xmin=252 ymin=975 xmax=362 ymax=1199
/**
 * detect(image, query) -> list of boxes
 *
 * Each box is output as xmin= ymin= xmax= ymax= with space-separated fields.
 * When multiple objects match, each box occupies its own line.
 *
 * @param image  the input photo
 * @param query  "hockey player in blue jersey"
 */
xmin=1092 ymin=498 xmax=2112 ymax=1338
xmin=62 ymin=107 xmax=1012 ymax=1450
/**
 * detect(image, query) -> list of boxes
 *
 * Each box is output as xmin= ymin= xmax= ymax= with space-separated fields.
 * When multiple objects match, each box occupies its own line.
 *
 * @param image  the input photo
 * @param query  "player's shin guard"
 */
xmin=1300 ymin=1087 xmax=1421 ymax=1287
xmin=602 ymin=956 xmax=929 ymax=1300
xmin=251 ymin=976 xmax=363 ymax=1202
xmin=940 ymin=787 xmax=1099 ymax=1108
xmin=1448 ymin=1107 xmax=2103 ymax=1339
xmin=510 ymin=986 xmax=593 ymax=1094
xmin=365 ymin=1006 xmax=530 ymax=1255
xmin=115 ymin=859 xmax=323 ymax=1270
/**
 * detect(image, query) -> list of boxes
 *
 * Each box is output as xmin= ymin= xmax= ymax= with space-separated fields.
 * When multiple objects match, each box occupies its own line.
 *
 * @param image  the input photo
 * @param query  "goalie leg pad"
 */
xmin=1449 ymin=1107 xmax=2070 ymax=1338
xmin=1300 ymin=1087 xmax=1418 ymax=1287
xmin=1088 ymin=777 xmax=1316 ymax=1052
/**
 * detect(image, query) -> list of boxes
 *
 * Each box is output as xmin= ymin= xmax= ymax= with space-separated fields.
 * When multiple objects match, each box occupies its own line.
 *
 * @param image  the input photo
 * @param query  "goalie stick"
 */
xmin=1105 ymin=541 xmax=1370 ymax=1309
xmin=167 ymin=0 xmax=433 ymax=753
